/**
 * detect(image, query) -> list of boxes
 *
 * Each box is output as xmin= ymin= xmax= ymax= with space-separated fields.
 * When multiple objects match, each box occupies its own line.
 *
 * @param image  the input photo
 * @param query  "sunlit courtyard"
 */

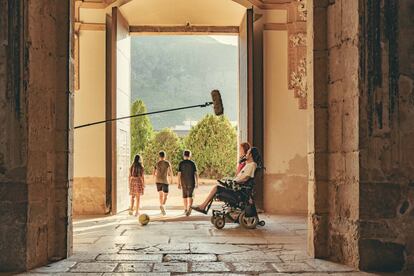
xmin=22 ymin=212 xmax=378 ymax=275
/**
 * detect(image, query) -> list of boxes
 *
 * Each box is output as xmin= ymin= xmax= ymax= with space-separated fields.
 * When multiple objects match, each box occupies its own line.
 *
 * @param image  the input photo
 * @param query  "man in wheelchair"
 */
xmin=191 ymin=147 xmax=264 ymax=229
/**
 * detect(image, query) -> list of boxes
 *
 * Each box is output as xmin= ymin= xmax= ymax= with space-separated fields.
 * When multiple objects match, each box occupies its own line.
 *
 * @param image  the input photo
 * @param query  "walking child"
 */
xmin=153 ymin=151 xmax=173 ymax=215
xmin=177 ymin=150 xmax=198 ymax=216
xmin=129 ymin=154 xmax=145 ymax=216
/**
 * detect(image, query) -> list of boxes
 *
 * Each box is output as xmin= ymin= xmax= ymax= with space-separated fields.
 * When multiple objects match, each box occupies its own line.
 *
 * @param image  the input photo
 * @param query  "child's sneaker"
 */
xmin=160 ymin=205 xmax=166 ymax=216
xmin=128 ymin=209 xmax=133 ymax=216
xmin=185 ymin=208 xmax=192 ymax=216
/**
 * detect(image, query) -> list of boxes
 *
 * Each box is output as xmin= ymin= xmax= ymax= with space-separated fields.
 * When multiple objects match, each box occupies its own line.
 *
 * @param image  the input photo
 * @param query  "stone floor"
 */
xmin=21 ymin=211 xmax=386 ymax=275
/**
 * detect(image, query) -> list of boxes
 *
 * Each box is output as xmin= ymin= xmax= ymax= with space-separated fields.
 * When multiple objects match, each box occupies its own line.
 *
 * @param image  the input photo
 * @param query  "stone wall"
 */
xmin=326 ymin=0 xmax=360 ymax=268
xmin=308 ymin=0 xmax=414 ymax=272
xmin=308 ymin=0 xmax=363 ymax=267
xmin=0 ymin=1 xmax=72 ymax=272
xmin=358 ymin=0 xmax=414 ymax=271
xmin=307 ymin=0 xmax=329 ymax=259
xmin=0 ymin=0 xmax=28 ymax=271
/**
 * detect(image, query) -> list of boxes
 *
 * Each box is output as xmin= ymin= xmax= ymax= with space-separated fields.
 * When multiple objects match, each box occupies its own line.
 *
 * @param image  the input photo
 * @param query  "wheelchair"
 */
xmin=207 ymin=178 xmax=265 ymax=229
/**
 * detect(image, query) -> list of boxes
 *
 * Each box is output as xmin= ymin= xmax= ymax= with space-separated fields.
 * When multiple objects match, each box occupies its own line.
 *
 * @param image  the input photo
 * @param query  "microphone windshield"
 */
xmin=211 ymin=90 xmax=224 ymax=116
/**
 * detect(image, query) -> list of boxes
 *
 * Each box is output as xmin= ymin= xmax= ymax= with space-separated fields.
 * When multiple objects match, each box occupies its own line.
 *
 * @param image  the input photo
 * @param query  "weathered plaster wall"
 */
xmin=73 ymin=177 xmax=106 ymax=215
xmin=263 ymin=9 xmax=308 ymax=214
xmin=73 ymin=29 xmax=106 ymax=215
xmin=358 ymin=0 xmax=414 ymax=271
xmin=80 ymin=8 xmax=106 ymax=24
xmin=0 ymin=0 xmax=71 ymax=272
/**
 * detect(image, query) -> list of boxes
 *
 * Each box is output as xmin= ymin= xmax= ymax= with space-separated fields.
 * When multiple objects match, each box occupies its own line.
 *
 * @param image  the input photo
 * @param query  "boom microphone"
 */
xmin=211 ymin=89 xmax=224 ymax=116
xmin=74 ymin=89 xmax=224 ymax=129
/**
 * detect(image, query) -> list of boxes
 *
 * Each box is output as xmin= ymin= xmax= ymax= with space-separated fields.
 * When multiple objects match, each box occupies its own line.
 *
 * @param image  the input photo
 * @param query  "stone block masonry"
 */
xmin=326 ymin=0 xmax=360 ymax=268
xmin=308 ymin=0 xmax=414 ymax=272
xmin=0 ymin=0 xmax=72 ymax=272
xmin=358 ymin=0 xmax=414 ymax=271
xmin=0 ymin=1 xmax=28 ymax=270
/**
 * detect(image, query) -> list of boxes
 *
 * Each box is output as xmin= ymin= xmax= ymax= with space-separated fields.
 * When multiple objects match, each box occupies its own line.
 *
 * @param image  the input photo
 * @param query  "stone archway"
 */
xmin=1 ymin=0 xmax=413 ymax=273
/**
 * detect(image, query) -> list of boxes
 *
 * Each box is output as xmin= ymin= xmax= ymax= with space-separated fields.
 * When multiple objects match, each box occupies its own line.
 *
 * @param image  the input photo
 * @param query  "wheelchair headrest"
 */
xmin=254 ymin=165 xmax=265 ymax=173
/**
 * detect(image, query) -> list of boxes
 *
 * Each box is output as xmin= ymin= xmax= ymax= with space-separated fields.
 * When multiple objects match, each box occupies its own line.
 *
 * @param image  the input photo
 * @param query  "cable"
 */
xmin=74 ymin=102 xmax=213 ymax=129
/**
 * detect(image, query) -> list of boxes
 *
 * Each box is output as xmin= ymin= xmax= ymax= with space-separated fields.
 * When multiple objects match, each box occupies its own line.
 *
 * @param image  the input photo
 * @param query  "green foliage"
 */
xmin=142 ymin=129 xmax=183 ymax=174
xmin=184 ymin=115 xmax=237 ymax=179
xmin=131 ymin=99 xmax=154 ymax=161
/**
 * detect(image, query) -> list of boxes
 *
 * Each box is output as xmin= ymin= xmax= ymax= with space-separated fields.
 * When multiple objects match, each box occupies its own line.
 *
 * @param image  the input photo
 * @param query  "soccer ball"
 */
xmin=138 ymin=213 xmax=150 ymax=226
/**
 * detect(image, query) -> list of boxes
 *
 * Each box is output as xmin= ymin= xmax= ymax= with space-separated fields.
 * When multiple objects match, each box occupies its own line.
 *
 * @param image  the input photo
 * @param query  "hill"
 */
xmin=131 ymin=36 xmax=238 ymax=130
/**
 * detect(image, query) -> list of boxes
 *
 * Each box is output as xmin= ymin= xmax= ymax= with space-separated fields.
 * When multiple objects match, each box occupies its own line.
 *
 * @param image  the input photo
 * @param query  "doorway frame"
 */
xmin=104 ymin=5 xmax=264 ymax=214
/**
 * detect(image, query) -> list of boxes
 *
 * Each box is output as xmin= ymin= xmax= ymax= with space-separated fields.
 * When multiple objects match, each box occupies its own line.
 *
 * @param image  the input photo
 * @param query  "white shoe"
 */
xmin=160 ymin=205 xmax=166 ymax=216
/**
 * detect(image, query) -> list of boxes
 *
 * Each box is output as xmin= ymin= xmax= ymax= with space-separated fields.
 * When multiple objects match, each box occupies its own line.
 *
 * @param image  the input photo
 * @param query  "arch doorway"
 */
xmin=73 ymin=0 xmax=264 ymax=215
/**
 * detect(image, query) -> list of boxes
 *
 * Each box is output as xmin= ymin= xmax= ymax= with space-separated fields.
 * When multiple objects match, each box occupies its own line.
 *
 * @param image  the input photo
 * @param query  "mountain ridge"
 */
xmin=131 ymin=36 xmax=238 ymax=130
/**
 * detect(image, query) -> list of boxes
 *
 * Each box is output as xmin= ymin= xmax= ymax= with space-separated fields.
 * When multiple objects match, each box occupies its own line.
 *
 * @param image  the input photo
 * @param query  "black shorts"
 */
xmin=182 ymin=186 xmax=194 ymax=198
xmin=156 ymin=183 xmax=169 ymax=193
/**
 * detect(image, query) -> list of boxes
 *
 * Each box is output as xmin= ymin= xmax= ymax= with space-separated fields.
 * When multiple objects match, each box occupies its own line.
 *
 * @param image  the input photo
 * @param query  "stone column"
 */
xmin=325 ymin=0 xmax=360 ymax=267
xmin=0 ymin=0 xmax=72 ymax=272
xmin=307 ymin=0 xmax=329 ymax=259
xmin=308 ymin=0 xmax=414 ymax=271
xmin=308 ymin=0 xmax=365 ymax=267
xmin=0 ymin=1 xmax=28 ymax=270
xmin=358 ymin=0 xmax=414 ymax=272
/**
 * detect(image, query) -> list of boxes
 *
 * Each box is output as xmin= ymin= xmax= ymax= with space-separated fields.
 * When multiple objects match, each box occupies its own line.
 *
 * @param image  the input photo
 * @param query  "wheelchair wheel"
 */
xmin=239 ymin=211 xmax=259 ymax=229
xmin=214 ymin=217 xmax=225 ymax=229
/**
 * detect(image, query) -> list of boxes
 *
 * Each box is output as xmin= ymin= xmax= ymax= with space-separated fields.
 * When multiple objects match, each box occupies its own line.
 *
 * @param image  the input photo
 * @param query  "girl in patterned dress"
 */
xmin=129 ymin=154 xmax=145 ymax=216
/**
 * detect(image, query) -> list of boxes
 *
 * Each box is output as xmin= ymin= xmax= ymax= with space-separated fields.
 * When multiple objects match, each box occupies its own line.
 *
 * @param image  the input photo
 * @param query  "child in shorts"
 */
xmin=153 ymin=151 xmax=173 ymax=215
xmin=177 ymin=150 xmax=198 ymax=216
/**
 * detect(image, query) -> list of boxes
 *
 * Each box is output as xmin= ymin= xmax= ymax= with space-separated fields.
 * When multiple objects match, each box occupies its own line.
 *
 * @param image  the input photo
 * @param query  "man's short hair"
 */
xmin=159 ymin=151 xmax=166 ymax=158
xmin=183 ymin=150 xmax=191 ymax=157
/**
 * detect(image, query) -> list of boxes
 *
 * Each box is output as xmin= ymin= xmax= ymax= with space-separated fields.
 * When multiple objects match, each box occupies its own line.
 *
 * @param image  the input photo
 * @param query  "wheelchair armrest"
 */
xmin=218 ymin=179 xmax=233 ymax=189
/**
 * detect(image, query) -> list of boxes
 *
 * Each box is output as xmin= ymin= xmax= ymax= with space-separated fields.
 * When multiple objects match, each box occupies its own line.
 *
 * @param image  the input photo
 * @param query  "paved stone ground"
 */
xmin=21 ymin=211 xmax=386 ymax=275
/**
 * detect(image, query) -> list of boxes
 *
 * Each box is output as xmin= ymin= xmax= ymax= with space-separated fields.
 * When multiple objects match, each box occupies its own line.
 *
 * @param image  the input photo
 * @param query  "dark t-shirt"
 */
xmin=178 ymin=159 xmax=197 ymax=187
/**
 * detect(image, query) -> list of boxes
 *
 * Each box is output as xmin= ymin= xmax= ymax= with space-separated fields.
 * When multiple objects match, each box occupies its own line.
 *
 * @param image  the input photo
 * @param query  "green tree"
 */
xmin=184 ymin=115 xmax=237 ymax=179
xmin=131 ymin=99 xmax=154 ymax=161
xmin=142 ymin=128 xmax=183 ymax=174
